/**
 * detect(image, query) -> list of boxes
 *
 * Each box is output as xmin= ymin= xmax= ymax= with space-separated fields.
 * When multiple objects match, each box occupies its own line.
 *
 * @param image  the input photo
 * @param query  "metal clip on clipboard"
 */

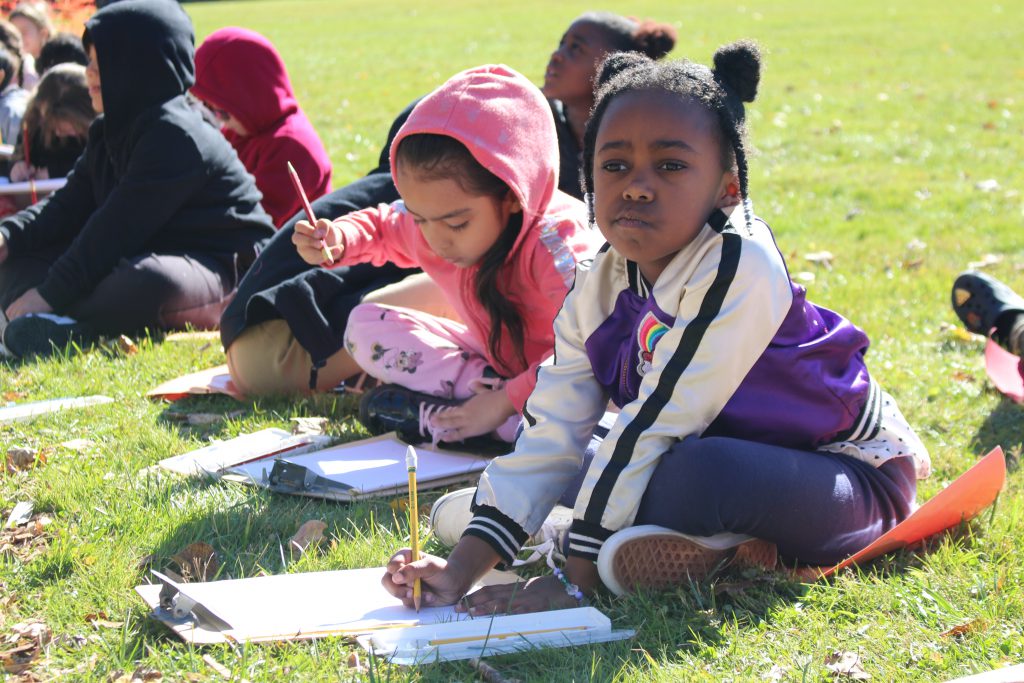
xmin=155 ymin=570 xmax=232 ymax=632
xmin=264 ymin=458 xmax=354 ymax=496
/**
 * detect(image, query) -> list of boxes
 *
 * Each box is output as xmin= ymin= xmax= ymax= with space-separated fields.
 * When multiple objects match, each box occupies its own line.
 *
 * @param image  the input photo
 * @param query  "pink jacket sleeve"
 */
xmin=332 ymin=201 xmax=421 ymax=269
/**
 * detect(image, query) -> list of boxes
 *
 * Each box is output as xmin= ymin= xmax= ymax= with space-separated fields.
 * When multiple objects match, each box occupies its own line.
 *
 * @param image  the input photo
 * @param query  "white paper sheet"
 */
xmin=0 ymin=395 xmax=114 ymax=424
xmin=227 ymin=433 xmax=488 ymax=499
xmin=157 ymin=428 xmax=332 ymax=476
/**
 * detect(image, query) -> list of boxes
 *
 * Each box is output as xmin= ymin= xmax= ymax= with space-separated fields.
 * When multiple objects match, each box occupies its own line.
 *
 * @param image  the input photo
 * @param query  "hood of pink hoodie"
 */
xmin=191 ymin=27 xmax=297 ymax=135
xmin=389 ymin=64 xmax=559 ymax=256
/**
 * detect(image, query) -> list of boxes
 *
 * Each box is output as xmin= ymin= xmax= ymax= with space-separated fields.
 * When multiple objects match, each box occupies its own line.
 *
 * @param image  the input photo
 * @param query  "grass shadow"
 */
xmin=970 ymin=397 xmax=1024 ymax=468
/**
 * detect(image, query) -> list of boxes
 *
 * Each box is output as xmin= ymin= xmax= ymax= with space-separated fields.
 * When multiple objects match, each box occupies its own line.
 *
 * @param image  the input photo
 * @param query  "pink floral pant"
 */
xmin=344 ymin=303 xmax=521 ymax=441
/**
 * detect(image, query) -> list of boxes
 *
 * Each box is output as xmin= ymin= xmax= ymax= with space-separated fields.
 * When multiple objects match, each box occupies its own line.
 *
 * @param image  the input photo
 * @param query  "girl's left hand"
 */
xmin=455 ymin=575 xmax=579 ymax=615
xmin=430 ymin=388 xmax=515 ymax=440
xmin=5 ymin=287 xmax=52 ymax=320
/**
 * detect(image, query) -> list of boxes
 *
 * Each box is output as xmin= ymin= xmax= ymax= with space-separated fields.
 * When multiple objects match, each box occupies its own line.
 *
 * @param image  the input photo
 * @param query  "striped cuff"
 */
xmin=566 ymin=520 xmax=614 ymax=561
xmin=462 ymin=505 xmax=529 ymax=566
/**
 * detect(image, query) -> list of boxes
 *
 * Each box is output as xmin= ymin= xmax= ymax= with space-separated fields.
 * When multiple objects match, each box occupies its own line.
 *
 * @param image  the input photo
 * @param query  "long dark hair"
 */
xmin=396 ymin=133 xmax=527 ymax=372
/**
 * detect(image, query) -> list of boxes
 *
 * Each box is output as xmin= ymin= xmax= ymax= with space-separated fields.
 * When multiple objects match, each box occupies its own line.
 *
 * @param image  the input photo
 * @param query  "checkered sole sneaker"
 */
xmin=597 ymin=525 xmax=778 ymax=596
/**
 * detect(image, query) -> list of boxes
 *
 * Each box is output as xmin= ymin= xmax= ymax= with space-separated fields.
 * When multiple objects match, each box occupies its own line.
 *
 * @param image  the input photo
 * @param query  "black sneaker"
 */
xmin=358 ymin=384 xmax=512 ymax=454
xmin=952 ymin=271 xmax=1024 ymax=337
xmin=2 ymin=314 xmax=87 ymax=358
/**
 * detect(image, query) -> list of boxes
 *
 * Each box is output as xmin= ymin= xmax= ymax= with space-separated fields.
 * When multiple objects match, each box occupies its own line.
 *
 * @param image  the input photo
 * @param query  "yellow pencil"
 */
xmin=406 ymin=445 xmax=421 ymax=612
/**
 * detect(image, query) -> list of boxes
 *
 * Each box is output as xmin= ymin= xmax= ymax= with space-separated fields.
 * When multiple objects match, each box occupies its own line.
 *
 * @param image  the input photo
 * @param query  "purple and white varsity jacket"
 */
xmin=465 ymin=206 xmax=931 ymax=565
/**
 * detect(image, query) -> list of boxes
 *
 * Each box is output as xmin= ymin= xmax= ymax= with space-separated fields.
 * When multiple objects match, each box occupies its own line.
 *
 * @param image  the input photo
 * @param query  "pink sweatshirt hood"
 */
xmin=389 ymin=64 xmax=559 ymax=252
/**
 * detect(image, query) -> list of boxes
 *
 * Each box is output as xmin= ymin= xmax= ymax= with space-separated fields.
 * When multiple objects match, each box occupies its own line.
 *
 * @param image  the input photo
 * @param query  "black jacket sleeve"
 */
xmin=36 ymin=121 xmax=208 ymax=312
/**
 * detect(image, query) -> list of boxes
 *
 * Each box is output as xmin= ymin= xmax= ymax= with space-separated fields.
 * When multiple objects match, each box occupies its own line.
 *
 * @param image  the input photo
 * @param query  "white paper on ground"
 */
xmin=0 ymin=396 xmax=114 ymax=424
xmin=224 ymin=432 xmax=489 ymax=501
xmin=359 ymin=606 xmax=635 ymax=664
xmin=157 ymin=428 xmax=333 ymax=476
xmin=136 ymin=566 xmax=520 ymax=643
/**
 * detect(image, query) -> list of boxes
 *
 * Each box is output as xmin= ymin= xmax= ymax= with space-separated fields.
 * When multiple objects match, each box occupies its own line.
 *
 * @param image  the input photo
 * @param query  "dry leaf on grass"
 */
xmin=0 ymin=513 xmax=52 ymax=562
xmin=202 ymin=654 xmax=232 ymax=679
xmin=84 ymin=612 xmax=124 ymax=629
xmin=288 ymin=520 xmax=327 ymax=558
xmin=346 ymin=652 xmax=367 ymax=673
xmin=824 ymin=651 xmax=871 ymax=680
xmin=116 ymin=336 xmax=139 ymax=355
xmin=59 ymin=439 xmax=94 ymax=451
xmin=804 ymin=251 xmax=834 ymax=270
xmin=108 ymin=669 xmax=163 ymax=683
xmin=2 ymin=391 xmax=26 ymax=401
xmin=2 ymin=620 xmax=51 ymax=675
xmin=290 ymin=417 xmax=330 ymax=435
xmin=5 ymin=447 xmax=46 ymax=474
xmin=171 ymin=542 xmax=219 ymax=582
xmin=941 ymin=619 xmax=986 ymax=638
xmin=968 ymin=253 xmax=1003 ymax=270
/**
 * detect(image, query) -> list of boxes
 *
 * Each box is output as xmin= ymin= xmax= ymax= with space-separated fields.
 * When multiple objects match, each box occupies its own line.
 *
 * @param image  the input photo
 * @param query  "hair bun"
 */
xmin=712 ymin=39 xmax=761 ymax=103
xmin=633 ymin=20 xmax=677 ymax=60
xmin=595 ymin=51 xmax=650 ymax=89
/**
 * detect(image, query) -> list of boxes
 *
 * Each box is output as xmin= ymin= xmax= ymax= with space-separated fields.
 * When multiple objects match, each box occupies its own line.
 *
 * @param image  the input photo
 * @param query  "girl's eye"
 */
xmin=601 ymin=161 xmax=627 ymax=173
xmin=446 ymin=222 xmax=469 ymax=232
xmin=660 ymin=161 xmax=686 ymax=171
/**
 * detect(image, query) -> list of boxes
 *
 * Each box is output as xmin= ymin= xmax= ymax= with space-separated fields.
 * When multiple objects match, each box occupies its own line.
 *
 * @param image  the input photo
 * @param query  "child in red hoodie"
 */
xmin=191 ymin=27 xmax=332 ymax=227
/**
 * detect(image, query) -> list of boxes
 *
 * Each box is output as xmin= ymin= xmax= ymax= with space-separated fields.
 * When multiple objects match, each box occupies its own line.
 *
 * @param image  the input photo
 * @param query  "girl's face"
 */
xmin=52 ymin=117 xmax=85 ymax=140
xmin=85 ymin=46 xmax=103 ymax=114
xmin=11 ymin=16 xmax=46 ymax=58
xmin=542 ymin=19 xmax=615 ymax=106
xmin=593 ymin=89 xmax=737 ymax=284
xmin=395 ymin=166 xmax=521 ymax=269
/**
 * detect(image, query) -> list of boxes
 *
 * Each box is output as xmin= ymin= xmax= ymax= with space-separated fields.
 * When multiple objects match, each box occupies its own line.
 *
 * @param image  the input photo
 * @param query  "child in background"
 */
xmin=0 ymin=20 xmax=28 ymax=145
xmin=8 ymin=2 xmax=51 ymax=89
xmin=545 ymin=12 xmax=676 ymax=189
xmin=35 ymin=32 xmax=88 ymax=74
xmin=383 ymin=44 xmax=931 ymax=610
xmin=0 ymin=0 xmax=273 ymax=357
xmin=191 ymin=27 xmax=332 ymax=228
xmin=294 ymin=65 xmax=602 ymax=448
xmin=9 ymin=63 xmax=94 ymax=182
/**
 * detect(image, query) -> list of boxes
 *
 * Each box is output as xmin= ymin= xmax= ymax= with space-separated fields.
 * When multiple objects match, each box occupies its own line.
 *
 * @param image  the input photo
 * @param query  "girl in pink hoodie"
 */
xmin=192 ymin=27 xmax=332 ymax=227
xmin=294 ymin=65 xmax=602 ymax=448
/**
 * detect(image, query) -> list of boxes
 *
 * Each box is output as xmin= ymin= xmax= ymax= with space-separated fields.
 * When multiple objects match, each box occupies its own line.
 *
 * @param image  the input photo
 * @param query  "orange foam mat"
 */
xmin=984 ymin=339 xmax=1024 ymax=403
xmin=820 ymin=446 xmax=1006 ymax=578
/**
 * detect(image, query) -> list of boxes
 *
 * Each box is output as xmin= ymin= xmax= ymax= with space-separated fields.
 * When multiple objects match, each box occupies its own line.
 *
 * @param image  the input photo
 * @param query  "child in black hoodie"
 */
xmin=0 ymin=0 xmax=274 ymax=357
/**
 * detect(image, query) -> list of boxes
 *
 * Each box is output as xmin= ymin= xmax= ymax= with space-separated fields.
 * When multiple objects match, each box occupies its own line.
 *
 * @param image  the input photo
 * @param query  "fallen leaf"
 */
xmin=59 ymin=439 xmax=94 ymax=451
xmin=968 ymin=253 xmax=1003 ymax=270
xmin=4 ymin=502 xmax=33 ymax=529
xmin=824 ymin=651 xmax=871 ymax=680
xmin=288 ymin=520 xmax=327 ymax=558
xmin=941 ymin=619 xmax=985 ymax=638
xmin=116 ymin=335 xmax=139 ymax=355
xmin=951 ymin=370 xmax=976 ymax=383
xmin=2 ymin=392 xmax=26 ymax=402
xmin=975 ymin=179 xmax=1000 ymax=192
xmin=1 ymin=642 xmax=38 ymax=674
xmin=84 ymin=612 xmax=124 ymax=629
xmin=901 ymin=257 xmax=925 ymax=270
xmin=346 ymin=652 xmax=367 ymax=673
xmin=5 ymin=447 xmax=45 ymax=474
xmin=804 ymin=251 xmax=834 ymax=270
xmin=171 ymin=542 xmax=219 ymax=582
xmin=290 ymin=417 xmax=330 ymax=435
xmin=202 ymin=654 xmax=231 ymax=679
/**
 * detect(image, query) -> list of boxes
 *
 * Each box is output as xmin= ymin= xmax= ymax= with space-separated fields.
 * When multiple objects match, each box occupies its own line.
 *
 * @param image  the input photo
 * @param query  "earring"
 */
xmin=727 ymin=183 xmax=739 ymax=197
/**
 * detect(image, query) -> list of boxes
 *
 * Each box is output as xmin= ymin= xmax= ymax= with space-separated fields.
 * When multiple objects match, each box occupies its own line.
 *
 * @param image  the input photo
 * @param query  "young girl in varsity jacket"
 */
xmin=383 ymin=42 xmax=931 ymax=610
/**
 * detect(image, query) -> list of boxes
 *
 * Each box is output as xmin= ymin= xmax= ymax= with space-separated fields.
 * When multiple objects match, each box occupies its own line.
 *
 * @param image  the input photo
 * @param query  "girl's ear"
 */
xmin=714 ymin=171 xmax=741 ymax=209
xmin=503 ymin=189 xmax=523 ymax=214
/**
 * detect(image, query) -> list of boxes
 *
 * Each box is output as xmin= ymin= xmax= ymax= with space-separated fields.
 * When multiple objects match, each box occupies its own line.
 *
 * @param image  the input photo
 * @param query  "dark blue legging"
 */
xmin=558 ymin=423 xmax=916 ymax=566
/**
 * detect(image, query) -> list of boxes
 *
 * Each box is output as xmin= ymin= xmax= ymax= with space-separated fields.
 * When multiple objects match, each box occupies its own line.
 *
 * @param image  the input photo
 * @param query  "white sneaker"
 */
xmin=428 ymin=487 xmax=572 ymax=564
xmin=596 ymin=525 xmax=777 ymax=597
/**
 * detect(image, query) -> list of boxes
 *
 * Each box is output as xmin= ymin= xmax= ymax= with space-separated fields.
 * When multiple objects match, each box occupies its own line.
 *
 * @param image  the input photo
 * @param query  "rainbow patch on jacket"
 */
xmin=636 ymin=311 xmax=669 ymax=376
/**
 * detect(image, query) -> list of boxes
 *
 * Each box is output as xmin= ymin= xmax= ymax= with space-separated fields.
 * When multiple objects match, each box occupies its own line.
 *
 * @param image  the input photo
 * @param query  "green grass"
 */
xmin=3 ymin=0 xmax=1024 ymax=680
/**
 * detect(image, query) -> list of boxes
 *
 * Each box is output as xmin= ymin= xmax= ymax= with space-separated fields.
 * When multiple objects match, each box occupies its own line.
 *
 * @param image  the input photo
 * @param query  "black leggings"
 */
xmin=0 ymin=246 xmax=236 ymax=336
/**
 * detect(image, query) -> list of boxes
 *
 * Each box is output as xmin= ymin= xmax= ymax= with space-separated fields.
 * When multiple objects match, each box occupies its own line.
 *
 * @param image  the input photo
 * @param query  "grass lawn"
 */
xmin=2 ymin=0 xmax=1024 ymax=680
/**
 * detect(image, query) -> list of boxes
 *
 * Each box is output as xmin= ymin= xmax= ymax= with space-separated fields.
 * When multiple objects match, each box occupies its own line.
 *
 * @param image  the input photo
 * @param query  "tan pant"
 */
xmin=225 ymin=273 xmax=458 ymax=396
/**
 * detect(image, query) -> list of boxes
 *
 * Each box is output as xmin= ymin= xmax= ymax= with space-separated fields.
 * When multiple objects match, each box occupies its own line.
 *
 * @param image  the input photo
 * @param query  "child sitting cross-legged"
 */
xmin=382 ymin=42 xmax=932 ymax=611
xmin=293 ymin=64 xmax=603 ymax=451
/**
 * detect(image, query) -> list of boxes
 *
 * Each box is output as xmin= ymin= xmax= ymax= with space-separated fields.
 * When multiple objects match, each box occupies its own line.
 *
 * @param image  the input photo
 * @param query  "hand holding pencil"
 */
xmin=287 ymin=161 xmax=340 ymax=266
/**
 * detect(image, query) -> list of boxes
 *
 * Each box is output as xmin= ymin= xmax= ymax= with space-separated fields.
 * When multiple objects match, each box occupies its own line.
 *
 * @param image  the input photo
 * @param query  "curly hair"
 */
xmin=578 ymin=12 xmax=677 ymax=61
xmin=582 ymin=40 xmax=762 ymax=228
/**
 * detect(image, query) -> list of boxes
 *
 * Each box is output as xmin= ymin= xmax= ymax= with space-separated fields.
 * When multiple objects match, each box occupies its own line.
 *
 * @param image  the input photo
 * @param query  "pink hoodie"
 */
xmin=192 ymin=27 xmax=332 ymax=227
xmin=330 ymin=64 xmax=602 ymax=411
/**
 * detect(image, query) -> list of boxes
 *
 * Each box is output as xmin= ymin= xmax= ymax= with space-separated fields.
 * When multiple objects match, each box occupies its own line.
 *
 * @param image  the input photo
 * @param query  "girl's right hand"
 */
xmin=292 ymin=217 xmax=344 ymax=265
xmin=382 ymin=549 xmax=470 ymax=608
xmin=9 ymin=161 xmax=31 ymax=183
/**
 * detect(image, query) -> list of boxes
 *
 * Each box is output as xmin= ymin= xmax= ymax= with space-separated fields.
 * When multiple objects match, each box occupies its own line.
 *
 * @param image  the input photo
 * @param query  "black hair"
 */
xmin=395 ymin=133 xmax=527 ymax=371
xmin=0 ymin=20 xmax=24 ymax=88
xmin=577 ymin=11 xmax=677 ymax=61
xmin=582 ymin=41 xmax=762 ymax=227
xmin=36 ymin=32 xmax=88 ymax=74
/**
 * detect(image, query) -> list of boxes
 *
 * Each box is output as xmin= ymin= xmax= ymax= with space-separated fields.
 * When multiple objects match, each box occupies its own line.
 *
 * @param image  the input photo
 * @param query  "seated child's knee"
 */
xmin=226 ymin=320 xmax=307 ymax=395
